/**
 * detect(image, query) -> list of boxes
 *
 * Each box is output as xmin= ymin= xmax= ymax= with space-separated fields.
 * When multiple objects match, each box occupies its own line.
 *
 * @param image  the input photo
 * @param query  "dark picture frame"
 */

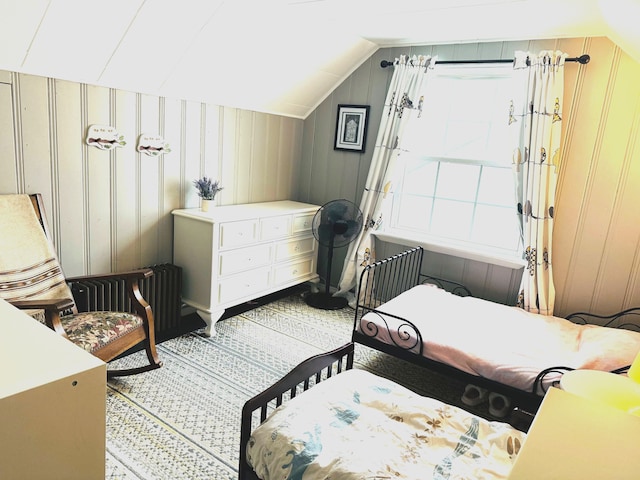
xmin=334 ymin=104 xmax=370 ymax=153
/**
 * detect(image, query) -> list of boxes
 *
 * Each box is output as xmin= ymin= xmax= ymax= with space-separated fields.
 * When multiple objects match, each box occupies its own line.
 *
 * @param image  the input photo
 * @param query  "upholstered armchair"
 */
xmin=0 ymin=194 xmax=162 ymax=378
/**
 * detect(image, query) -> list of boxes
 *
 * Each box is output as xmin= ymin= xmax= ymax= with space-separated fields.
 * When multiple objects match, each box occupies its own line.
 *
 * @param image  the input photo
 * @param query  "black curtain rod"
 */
xmin=380 ymin=54 xmax=590 ymax=68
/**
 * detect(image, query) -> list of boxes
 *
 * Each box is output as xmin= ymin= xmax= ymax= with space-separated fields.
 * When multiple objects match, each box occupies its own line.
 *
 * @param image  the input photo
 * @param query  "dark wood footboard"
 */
xmin=239 ymin=343 xmax=355 ymax=480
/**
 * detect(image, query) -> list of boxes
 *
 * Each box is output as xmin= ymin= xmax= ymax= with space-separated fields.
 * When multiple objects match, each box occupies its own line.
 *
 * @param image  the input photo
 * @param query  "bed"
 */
xmin=353 ymin=246 xmax=640 ymax=411
xmin=239 ymin=342 xmax=530 ymax=480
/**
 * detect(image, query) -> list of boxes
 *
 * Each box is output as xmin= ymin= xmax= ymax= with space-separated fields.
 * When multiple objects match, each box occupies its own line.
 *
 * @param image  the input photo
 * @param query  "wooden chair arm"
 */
xmin=9 ymin=299 xmax=72 ymax=337
xmin=66 ymin=268 xmax=154 ymax=283
xmin=10 ymin=298 xmax=75 ymax=311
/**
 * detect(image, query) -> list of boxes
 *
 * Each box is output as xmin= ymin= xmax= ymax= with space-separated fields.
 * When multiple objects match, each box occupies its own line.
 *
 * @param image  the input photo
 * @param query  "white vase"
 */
xmin=201 ymin=199 xmax=213 ymax=212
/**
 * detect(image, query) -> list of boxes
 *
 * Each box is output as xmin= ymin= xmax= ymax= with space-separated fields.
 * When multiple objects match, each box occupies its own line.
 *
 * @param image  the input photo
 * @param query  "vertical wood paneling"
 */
xmin=0 ymin=82 xmax=18 ymax=192
xmin=278 ymin=116 xmax=301 ymax=199
xmin=298 ymin=111 xmax=315 ymax=199
xmin=19 ymin=75 xmax=53 ymax=206
xmin=4 ymin=33 xmax=640 ymax=317
xmin=624 ymin=119 xmax=640 ymax=308
xmin=113 ymin=89 xmax=139 ymax=271
xmin=235 ymin=110 xmax=253 ymax=204
xmin=262 ymin=115 xmax=280 ymax=201
xmin=202 ymin=103 xmax=221 ymax=191
xmin=159 ymin=97 xmax=185 ymax=264
xmin=554 ymin=37 xmax=630 ymax=314
xmin=308 ymin=99 xmax=332 ymax=205
xmin=138 ymin=94 xmax=161 ymax=267
xmin=0 ymin=68 xmax=303 ymax=276
xmin=249 ymin=112 xmax=268 ymax=203
xmin=55 ymin=80 xmax=85 ymax=276
xmin=219 ymin=106 xmax=237 ymax=206
xmin=183 ymin=101 xmax=204 ymax=208
xmin=589 ymin=52 xmax=640 ymax=310
xmin=85 ymin=85 xmax=113 ymax=273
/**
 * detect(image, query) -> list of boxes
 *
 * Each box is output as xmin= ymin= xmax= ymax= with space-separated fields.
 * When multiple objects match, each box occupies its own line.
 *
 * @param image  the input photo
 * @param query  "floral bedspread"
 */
xmin=247 ymin=369 xmax=525 ymax=480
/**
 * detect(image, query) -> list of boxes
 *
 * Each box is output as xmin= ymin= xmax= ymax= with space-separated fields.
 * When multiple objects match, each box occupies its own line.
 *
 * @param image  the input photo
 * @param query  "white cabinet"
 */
xmin=172 ymin=200 xmax=320 ymax=336
xmin=0 ymin=299 xmax=106 ymax=480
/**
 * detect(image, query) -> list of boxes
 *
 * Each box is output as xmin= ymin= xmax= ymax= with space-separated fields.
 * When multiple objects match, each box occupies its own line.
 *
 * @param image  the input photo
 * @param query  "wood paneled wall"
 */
xmin=0 ymin=70 xmax=303 ymax=277
xmin=299 ymin=37 xmax=640 ymax=316
xmin=2 ymin=35 xmax=638 ymax=316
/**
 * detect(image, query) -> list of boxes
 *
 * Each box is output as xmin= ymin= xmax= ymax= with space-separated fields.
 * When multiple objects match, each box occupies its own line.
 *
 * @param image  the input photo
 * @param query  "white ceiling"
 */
xmin=1 ymin=0 xmax=638 ymax=119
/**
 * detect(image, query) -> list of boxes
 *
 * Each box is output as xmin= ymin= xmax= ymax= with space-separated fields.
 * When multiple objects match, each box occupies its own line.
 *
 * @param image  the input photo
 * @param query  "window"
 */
xmin=385 ymin=64 xmax=522 ymax=261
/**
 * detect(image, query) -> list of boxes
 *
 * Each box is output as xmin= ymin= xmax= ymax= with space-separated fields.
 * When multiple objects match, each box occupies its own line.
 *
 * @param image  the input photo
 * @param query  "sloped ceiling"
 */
xmin=0 ymin=0 xmax=638 ymax=119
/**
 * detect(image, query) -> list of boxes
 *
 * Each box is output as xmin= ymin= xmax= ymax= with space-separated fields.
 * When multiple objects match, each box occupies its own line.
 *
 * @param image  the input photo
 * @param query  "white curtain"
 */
xmin=510 ymin=51 xmax=567 ymax=315
xmin=336 ymin=55 xmax=435 ymax=302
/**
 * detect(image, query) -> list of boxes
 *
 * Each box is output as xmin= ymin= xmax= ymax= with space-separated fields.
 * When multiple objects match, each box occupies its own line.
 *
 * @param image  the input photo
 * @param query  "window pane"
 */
xmin=431 ymin=199 xmax=473 ymax=239
xmin=400 ymin=156 xmax=437 ymax=196
xmin=471 ymin=204 xmax=520 ymax=251
xmin=435 ymin=163 xmax=479 ymax=202
xmin=393 ymin=194 xmax=432 ymax=231
xmin=407 ymin=65 xmax=513 ymax=165
xmin=477 ymin=166 xmax=515 ymax=206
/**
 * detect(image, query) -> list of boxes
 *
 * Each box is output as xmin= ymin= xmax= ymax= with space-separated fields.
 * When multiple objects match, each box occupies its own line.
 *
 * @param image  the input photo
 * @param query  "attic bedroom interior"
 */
xmin=2 ymin=1 xmax=640 ymax=479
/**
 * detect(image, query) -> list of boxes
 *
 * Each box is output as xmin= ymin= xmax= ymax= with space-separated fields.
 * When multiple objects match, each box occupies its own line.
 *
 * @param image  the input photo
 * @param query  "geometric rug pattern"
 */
xmin=105 ymin=290 xmax=469 ymax=479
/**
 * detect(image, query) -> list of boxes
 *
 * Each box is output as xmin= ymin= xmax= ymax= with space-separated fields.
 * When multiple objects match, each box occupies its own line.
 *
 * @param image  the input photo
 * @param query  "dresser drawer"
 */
xmin=273 ymin=257 xmax=315 ymax=286
xmin=218 ymin=244 xmax=271 ymax=276
xmin=292 ymin=213 xmax=315 ymax=234
xmin=260 ymin=215 xmax=291 ymax=240
xmin=218 ymin=268 xmax=270 ymax=304
xmin=275 ymin=236 xmax=315 ymax=262
xmin=219 ymin=220 xmax=258 ymax=248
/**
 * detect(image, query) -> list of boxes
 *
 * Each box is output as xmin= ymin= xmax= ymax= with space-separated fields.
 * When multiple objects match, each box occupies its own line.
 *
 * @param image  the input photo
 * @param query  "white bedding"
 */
xmin=247 ymin=369 xmax=525 ymax=480
xmin=358 ymin=284 xmax=640 ymax=393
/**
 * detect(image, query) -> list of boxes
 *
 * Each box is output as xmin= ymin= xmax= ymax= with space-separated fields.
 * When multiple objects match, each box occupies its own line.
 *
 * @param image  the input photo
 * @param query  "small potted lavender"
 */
xmin=193 ymin=176 xmax=223 ymax=211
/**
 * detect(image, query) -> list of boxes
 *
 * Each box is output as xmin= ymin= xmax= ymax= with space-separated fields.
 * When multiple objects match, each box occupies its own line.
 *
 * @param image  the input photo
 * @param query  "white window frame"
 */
xmin=380 ymin=63 xmax=526 ymax=269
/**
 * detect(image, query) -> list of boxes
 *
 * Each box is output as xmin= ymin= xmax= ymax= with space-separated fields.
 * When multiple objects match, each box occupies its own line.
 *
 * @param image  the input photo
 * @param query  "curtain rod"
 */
xmin=380 ymin=54 xmax=590 ymax=68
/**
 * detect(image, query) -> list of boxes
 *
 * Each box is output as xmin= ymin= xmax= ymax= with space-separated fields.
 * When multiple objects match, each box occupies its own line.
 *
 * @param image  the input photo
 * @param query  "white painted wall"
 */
xmin=3 ymin=34 xmax=639 ymax=317
xmin=0 ymin=71 xmax=303 ymax=277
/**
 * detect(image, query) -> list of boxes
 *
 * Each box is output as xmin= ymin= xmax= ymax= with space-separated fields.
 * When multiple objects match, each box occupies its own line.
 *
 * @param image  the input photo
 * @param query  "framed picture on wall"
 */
xmin=334 ymin=104 xmax=370 ymax=153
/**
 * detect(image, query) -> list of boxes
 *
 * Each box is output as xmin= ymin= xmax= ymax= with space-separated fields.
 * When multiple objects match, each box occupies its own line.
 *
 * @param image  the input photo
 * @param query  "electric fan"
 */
xmin=305 ymin=199 xmax=363 ymax=310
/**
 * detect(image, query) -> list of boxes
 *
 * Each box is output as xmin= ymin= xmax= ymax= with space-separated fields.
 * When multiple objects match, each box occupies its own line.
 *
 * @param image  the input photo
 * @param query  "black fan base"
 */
xmin=304 ymin=292 xmax=348 ymax=310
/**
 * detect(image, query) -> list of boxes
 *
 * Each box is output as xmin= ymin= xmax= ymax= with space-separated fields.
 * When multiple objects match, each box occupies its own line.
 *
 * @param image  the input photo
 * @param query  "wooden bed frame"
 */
xmin=238 ymin=342 xmax=534 ymax=479
xmin=352 ymin=246 xmax=639 ymax=413
xmin=239 ymin=343 xmax=355 ymax=480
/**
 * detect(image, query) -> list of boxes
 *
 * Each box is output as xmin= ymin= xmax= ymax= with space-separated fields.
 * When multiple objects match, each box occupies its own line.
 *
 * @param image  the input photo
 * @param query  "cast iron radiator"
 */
xmin=69 ymin=263 xmax=183 ymax=337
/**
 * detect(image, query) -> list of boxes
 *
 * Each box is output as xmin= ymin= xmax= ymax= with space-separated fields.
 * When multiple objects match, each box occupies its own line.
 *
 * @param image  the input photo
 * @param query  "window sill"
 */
xmin=372 ymin=230 xmax=527 ymax=270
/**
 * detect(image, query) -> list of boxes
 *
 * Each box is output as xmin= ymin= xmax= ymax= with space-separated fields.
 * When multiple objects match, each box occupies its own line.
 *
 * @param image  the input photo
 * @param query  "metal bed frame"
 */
xmin=352 ymin=246 xmax=638 ymax=413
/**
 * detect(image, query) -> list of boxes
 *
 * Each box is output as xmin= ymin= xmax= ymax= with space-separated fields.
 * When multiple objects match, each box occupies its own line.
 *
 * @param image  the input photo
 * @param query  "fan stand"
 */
xmin=305 ymin=221 xmax=349 ymax=310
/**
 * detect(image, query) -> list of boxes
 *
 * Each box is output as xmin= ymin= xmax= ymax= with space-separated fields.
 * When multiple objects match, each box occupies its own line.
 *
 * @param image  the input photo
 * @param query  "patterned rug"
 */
xmin=105 ymin=289 xmax=471 ymax=479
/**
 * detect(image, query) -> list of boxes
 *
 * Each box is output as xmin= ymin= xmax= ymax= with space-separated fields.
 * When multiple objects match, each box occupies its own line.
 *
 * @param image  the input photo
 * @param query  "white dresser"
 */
xmin=172 ymin=200 xmax=320 ymax=336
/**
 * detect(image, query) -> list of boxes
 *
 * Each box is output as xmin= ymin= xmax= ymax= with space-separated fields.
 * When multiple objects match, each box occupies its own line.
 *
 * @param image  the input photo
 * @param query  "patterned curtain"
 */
xmin=510 ymin=51 xmax=567 ymax=315
xmin=335 ymin=55 xmax=435 ymax=303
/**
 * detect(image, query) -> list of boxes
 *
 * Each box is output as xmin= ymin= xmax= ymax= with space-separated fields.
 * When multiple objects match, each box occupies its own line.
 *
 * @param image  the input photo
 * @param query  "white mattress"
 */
xmin=358 ymin=284 xmax=640 ymax=393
